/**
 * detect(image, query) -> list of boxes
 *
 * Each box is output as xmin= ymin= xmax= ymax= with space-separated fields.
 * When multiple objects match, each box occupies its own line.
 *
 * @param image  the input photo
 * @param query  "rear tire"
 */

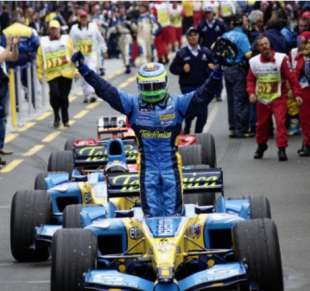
xmin=179 ymin=144 xmax=202 ymax=166
xmin=64 ymin=137 xmax=76 ymax=151
xmin=233 ymin=219 xmax=283 ymax=291
xmin=63 ymin=204 xmax=83 ymax=228
xmin=48 ymin=150 xmax=74 ymax=174
xmin=179 ymin=145 xmax=215 ymax=205
xmin=249 ymin=196 xmax=271 ymax=219
xmin=34 ymin=172 xmax=47 ymax=190
xmin=184 ymin=192 xmax=215 ymax=206
xmin=10 ymin=190 xmax=51 ymax=262
xmin=51 ymin=229 xmax=97 ymax=291
xmin=195 ymin=133 xmax=217 ymax=168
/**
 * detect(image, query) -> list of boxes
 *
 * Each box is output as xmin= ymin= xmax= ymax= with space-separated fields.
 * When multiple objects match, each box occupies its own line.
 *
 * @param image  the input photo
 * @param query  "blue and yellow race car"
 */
xmin=10 ymin=136 xmax=222 ymax=262
xmin=51 ymin=190 xmax=281 ymax=291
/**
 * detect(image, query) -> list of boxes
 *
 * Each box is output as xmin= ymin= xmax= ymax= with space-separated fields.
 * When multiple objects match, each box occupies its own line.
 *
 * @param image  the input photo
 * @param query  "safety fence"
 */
xmin=7 ymin=62 xmax=50 ymax=130
xmin=7 ymin=62 xmax=82 ymax=132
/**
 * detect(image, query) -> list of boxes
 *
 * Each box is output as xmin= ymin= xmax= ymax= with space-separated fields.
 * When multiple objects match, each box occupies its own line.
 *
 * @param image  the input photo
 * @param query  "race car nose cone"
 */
xmin=157 ymin=266 xmax=174 ymax=282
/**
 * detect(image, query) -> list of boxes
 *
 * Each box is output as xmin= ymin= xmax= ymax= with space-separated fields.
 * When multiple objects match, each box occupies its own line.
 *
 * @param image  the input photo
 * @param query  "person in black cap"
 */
xmin=170 ymin=26 xmax=216 ymax=134
xmin=198 ymin=5 xmax=226 ymax=102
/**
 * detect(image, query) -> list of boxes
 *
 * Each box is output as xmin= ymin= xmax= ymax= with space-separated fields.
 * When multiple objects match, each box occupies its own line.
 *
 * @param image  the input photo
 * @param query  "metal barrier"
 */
xmin=8 ymin=62 xmax=49 ymax=129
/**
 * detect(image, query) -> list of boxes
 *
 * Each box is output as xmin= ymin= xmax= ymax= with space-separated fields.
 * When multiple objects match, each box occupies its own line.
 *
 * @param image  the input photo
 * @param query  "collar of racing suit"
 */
xmin=139 ymin=94 xmax=170 ymax=109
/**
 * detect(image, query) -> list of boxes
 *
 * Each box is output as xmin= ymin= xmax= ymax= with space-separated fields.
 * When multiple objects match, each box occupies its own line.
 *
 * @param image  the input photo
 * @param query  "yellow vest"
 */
xmin=157 ymin=5 xmax=170 ymax=27
xmin=182 ymin=1 xmax=194 ymax=17
xmin=171 ymin=11 xmax=182 ymax=28
xmin=249 ymin=53 xmax=286 ymax=104
xmin=37 ymin=35 xmax=76 ymax=81
xmin=3 ymin=22 xmax=33 ymax=38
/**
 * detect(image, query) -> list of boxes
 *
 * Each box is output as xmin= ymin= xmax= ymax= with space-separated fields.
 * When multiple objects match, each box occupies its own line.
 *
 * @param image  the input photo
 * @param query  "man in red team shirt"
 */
xmin=247 ymin=35 xmax=302 ymax=161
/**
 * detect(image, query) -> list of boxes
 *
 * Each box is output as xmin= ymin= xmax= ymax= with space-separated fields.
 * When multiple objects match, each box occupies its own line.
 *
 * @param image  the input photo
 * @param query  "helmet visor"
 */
xmin=138 ymin=81 xmax=166 ymax=92
xmin=138 ymin=81 xmax=167 ymax=103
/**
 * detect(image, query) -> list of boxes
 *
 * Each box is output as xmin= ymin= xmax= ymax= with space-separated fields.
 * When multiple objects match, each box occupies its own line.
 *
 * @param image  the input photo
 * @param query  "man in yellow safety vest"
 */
xmin=37 ymin=20 xmax=75 ymax=128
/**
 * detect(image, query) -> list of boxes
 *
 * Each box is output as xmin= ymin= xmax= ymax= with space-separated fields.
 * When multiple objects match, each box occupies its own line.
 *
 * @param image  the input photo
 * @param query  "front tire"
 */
xmin=233 ymin=219 xmax=283 ymax=291
xmin=10 ymin=190 xmax=51 ymax=262
xmin=51 ymin=229 xmax=97 ymax=291
xmin=249 ymin=196 xmax=271 ymax=218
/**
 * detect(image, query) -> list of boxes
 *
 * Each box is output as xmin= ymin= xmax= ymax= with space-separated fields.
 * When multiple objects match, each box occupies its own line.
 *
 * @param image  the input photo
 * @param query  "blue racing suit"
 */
xmin=78 ymin=63 xmax=220 ymax=217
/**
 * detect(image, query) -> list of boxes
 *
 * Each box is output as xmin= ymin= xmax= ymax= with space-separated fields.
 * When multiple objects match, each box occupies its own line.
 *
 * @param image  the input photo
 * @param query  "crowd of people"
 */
xmin=0 ymin=1 xmax=310 ymax=168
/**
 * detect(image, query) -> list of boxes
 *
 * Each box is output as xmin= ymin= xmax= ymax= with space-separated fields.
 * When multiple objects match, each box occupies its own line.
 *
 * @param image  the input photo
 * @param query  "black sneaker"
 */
xmin=297 ymin=144 xmax=304 ymax=154
xmin=53 ymin=120 xmax=60 ymax=128
xmin=90 ymin=96 xmax=97 ymax=103
xmin=63 ymin=122 xmax=70 ymax=127
xmin=125 ymin=65 xmax=131 ymax=74
xmin=243 ymin=131 xmax=255 ymax=138
xmin=278 ymin=147 xmax=288 ymax=161
xmin=254 ymin=144 xmax=268 ymax=159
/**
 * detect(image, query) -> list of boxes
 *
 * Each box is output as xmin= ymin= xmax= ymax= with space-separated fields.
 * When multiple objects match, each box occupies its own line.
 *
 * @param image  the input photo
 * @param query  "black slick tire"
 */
xmin=249 ymin=196 xmax=271 ymax=219
xmin=179 ymin=145 xmax=215 ymax=205
xmin=233 ymin=219 xmax=283 ymax=291
xmin=63 ymin=204 xmax=83 ymax=228
xmin=47 ymin=150 xmax=74 ymax=174
xmin=179 ymin=144 xmax=202 ymax=166
xmin=51 ymin=229 xmax=97 ymax=291
xmin=64 ymin=137 xmax=76 ymax=151
xmin=34 ymin=172 xmax=47 ymax=190
xmin=10 ymin=190 xmax=51 ymax=262
xmin=195 ymin=133 xmax=217 ymax=168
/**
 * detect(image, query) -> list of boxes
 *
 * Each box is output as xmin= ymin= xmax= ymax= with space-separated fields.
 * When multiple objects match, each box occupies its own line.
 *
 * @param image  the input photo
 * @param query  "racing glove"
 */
xmin=71 ymin=51 xmax=91 ymax=77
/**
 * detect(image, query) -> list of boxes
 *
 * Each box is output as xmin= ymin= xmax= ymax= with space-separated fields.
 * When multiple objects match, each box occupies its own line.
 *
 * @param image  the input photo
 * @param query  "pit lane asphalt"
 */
xmin=0 ymin=67 xmax=309 ymax=291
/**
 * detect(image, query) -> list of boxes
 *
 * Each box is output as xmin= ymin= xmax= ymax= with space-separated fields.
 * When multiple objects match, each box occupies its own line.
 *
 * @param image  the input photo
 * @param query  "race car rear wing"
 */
xmin=107 ymin=166 xmax=223 ymax=198
xmin=97 ymin=115 xmax=128 ymax=135
xmin=73 ymin=142 xmax=138 ymax=168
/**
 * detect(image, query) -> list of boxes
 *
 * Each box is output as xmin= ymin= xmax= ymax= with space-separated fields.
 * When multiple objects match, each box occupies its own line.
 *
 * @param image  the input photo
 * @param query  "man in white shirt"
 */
xmin=70 ymin=9 xmax=107 ymax=103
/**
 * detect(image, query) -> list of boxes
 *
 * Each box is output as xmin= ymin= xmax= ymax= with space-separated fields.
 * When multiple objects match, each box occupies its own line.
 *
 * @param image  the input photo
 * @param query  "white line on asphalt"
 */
xmin=203 ymin=103 xmax=219 ymax=133
xmin=0 ymin=279 xmax=50 ymax=284
xmin=0 ymin=205 xmax=10 ymax=209
xmin=27 ymin=280 xmax=50 ymax=284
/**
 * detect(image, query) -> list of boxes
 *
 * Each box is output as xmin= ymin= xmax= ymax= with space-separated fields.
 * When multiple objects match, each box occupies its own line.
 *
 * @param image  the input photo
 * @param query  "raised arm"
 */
xmin=177 ymin=68 xmax=222 ymax=117
xmin=72 ymin=51 xmax=134 ymax=115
